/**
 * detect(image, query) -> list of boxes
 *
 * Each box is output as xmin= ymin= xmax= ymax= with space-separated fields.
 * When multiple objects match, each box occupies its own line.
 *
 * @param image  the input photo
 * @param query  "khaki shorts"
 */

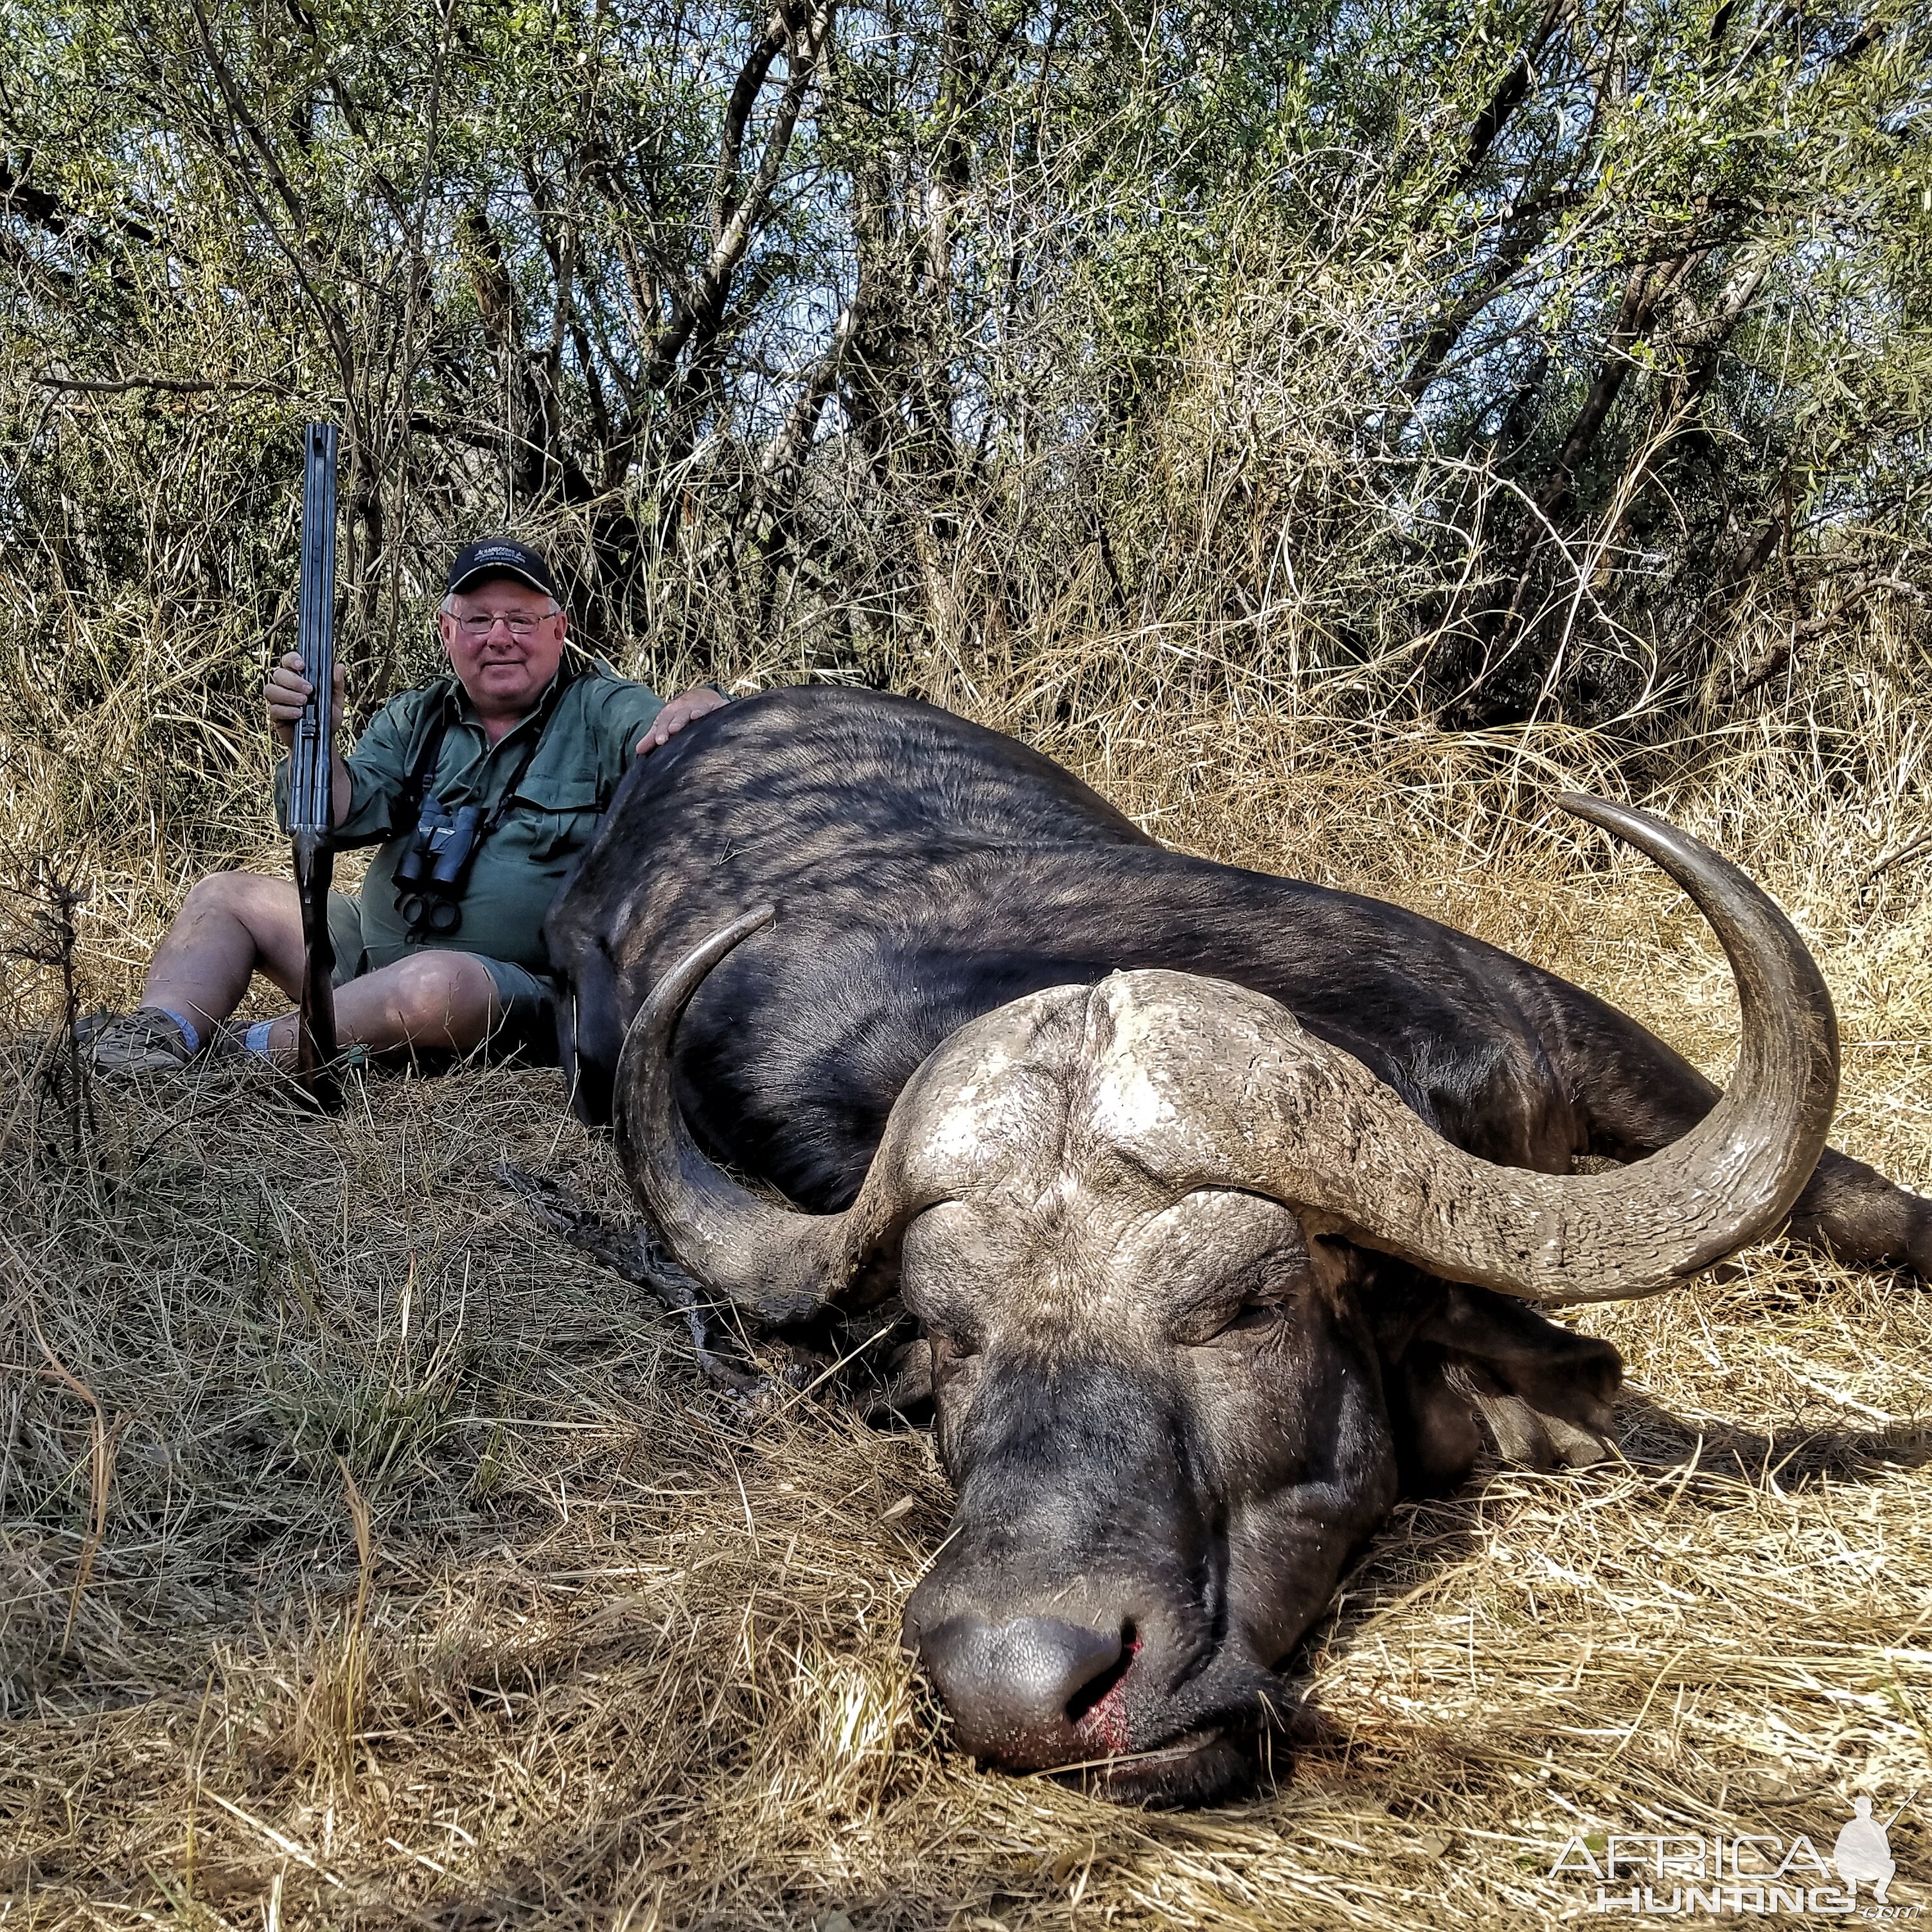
xmin=326 ymin=890 xmax=560 ymax=1066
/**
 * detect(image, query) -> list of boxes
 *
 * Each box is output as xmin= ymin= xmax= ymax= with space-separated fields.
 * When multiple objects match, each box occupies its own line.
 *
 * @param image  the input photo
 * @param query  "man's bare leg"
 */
xmin=251 ymin=952 xmax=499 ymax=1067
xmin=129 ymin=871 xmax=499 ymax=1065
xmin=141 ymin=871 xmax=309 ymax=1038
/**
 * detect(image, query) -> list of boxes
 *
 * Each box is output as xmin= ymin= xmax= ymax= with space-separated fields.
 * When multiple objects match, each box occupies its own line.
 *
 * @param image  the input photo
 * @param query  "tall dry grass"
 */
xmin=2 ymin=587 xmax=1929 ymax=1925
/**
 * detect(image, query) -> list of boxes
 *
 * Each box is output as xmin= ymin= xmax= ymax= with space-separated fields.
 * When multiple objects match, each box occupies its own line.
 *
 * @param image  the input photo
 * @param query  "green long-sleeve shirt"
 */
xmin=276 ymin=661 xmax=664 ymax=975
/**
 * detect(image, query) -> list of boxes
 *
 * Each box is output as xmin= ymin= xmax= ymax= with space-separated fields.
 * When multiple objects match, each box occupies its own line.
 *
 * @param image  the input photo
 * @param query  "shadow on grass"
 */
xmin=1611 ymin=1389 xmax=1932 ymax=1489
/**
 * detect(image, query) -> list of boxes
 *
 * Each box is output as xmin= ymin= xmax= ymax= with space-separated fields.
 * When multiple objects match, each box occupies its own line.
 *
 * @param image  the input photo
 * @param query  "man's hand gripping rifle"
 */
xmin=290 ymin=423 xmax=341 ymax=1108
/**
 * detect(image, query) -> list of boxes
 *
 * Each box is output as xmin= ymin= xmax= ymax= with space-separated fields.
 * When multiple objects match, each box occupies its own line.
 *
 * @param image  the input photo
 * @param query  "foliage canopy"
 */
xmin=3 ymin=0 xmax=1928 ymax=826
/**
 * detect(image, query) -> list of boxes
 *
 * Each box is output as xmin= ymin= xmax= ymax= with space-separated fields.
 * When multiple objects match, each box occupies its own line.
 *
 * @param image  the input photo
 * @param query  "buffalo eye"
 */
xmin=1219 ymin=1302 xmax=1284 ymax=1338
xmin=1178 ymin=1300 xmax=1286 ymax=1347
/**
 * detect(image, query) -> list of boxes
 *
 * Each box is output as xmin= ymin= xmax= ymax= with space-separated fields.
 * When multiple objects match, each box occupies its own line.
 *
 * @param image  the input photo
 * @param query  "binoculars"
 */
xmin=394 ymin=794 xmax=484 ymax=935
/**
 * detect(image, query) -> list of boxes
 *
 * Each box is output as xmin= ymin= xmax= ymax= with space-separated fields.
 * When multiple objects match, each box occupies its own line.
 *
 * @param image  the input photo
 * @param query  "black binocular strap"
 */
xmin=398 ymin=665 xmax=580 ymax=837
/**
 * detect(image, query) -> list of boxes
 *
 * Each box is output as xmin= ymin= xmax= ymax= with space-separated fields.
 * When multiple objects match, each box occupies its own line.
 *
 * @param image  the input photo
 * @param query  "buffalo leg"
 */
xmin=1537 ymin=979 xmax=1932 ymax=1275
xmin=1787 ymin=1148 xmax=1932 ymax=1273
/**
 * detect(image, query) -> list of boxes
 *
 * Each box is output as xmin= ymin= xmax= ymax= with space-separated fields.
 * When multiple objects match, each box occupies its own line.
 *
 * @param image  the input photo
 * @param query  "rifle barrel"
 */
xmin=292 ymin=422 xmax=337 ymax=833
xmin=290 ymin=421 xmax=341 ymax=1108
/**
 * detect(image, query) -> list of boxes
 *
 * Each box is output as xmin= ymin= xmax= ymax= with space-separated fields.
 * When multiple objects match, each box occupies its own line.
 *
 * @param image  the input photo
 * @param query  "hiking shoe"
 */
xmin=79 ymin=1008 xmax=197 ymax=1077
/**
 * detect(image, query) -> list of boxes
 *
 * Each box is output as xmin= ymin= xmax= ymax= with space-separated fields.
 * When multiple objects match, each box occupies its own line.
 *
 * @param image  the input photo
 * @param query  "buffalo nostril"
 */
xmin=1064 ymin=1619 xmax=1138 ymax=1726
xmin=917 ymin=1615 xmax=1124 ymax=1760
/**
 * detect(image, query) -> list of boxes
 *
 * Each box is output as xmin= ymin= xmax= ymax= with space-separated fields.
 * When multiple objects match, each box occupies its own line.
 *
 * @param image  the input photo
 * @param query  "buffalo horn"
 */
xmin=1196 ymin=795 xmax=1839 ymax=1303
xmin=614 ymin=907 xmax=923 ymax=1327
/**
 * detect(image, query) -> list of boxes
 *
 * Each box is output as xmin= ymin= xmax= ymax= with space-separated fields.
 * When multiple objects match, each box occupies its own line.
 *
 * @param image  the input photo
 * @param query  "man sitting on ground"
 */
xmin=87 ymin=537 xmax=725 ymax=1075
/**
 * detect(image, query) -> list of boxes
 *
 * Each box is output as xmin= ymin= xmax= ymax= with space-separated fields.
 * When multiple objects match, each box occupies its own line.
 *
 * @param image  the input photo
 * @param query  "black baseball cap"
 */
xmin=447 ymin=536 xmax=558 ymax=601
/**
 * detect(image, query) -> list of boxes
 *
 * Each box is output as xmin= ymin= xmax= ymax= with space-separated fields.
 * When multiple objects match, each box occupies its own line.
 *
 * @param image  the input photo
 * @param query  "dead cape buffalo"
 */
xmin=541 ymin=685 xmax=1928 ymax=1804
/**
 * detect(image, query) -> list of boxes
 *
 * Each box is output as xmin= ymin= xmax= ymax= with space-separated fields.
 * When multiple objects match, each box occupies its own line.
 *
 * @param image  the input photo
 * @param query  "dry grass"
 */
xmin=3 ymin=649 xmax=1931 ymax=1928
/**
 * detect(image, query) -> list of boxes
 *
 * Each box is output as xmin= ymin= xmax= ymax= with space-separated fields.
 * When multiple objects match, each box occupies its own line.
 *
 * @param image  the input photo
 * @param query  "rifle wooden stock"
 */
xmin=293 ymin=829 xmax=339 ymax=1106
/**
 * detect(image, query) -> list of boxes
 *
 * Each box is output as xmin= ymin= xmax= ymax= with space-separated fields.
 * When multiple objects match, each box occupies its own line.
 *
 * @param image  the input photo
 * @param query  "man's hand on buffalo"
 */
xmin=636 ymin=685 xmax=728 ymax=756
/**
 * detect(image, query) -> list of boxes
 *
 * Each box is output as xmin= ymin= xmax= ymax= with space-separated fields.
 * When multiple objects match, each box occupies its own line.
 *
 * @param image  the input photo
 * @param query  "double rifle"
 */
xmin=288 ymin=422 xmax=341 ymax=1110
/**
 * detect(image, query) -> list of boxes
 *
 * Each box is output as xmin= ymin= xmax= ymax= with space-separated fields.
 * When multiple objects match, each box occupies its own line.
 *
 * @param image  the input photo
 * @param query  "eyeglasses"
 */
xmin=451 ymin=610 xmax=554 ymax=639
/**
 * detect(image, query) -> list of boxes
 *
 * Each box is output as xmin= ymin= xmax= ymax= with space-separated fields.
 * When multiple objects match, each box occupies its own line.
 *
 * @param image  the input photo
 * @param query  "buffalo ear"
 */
xmin=565 ymin=941 xmax=623 ymax=1131
xmin=1386 ymin=1340 xmax=1485 ymax=1495
xmin=1385 ymin=1284 xmax=1622 ymax=1493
